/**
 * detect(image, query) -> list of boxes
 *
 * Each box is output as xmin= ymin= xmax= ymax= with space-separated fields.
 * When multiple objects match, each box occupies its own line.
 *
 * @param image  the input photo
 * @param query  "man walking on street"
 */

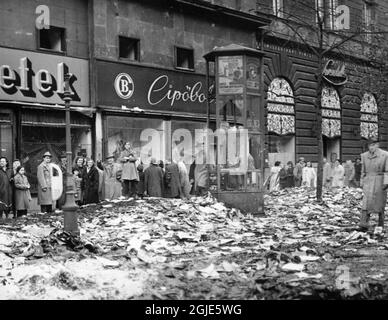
xmin=359 ymin=138 xmax=388 ymax=233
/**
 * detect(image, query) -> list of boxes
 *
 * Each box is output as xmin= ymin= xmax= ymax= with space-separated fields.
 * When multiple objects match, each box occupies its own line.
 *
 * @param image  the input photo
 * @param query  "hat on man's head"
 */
xmin=59 ymin=152 xmax=67 ymax=159
xmin=366 ymin=136 xmax=379 ymax=145
xmin=43 ymin=152 xmax=52 ymax=158
xmin=150 ymin=157 xmax=157 ymax=165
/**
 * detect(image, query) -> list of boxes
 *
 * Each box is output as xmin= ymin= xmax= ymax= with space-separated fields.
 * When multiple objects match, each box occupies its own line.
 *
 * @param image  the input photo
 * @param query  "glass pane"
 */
xmin=106 ymin=116 xmax=164 ymax=165
xmin=21 ymin=126 xmax=92 ymax=194
xmin=0 ymin=124 xmax=13 ymax=163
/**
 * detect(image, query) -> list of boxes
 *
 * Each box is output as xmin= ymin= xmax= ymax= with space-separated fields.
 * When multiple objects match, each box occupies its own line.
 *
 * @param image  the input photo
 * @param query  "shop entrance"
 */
xmin=323 ymin=136 xmax=340 ymax=162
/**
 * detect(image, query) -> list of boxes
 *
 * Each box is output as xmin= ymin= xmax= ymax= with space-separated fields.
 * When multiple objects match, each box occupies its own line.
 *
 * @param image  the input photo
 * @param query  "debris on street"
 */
xmin=1 ymin=188 xmax=388 ymax=299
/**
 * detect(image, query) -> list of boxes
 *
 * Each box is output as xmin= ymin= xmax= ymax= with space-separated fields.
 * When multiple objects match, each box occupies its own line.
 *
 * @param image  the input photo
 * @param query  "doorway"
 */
xmin=323 ymin=136 xmax=340 ymax=162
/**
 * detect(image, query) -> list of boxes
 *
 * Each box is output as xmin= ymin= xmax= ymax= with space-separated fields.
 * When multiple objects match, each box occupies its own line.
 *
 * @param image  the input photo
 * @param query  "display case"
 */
xmin=204 ymin=44 xmax=265 ymax=214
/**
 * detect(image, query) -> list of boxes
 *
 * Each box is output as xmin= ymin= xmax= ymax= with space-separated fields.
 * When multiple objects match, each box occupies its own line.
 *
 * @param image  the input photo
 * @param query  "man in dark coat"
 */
xmin=81 ymin=159 xmax=99 ymax=204
xmin=0 ymin=157 xmax=13 ymax=218
xmin=144 ymin=158 xmax=164 ymax=197
xmin=189 ymin=158 xmax=196 ymax=195
xmin=57 ymin=153 xmax=67 ymax=210
xmin=164 ymin=160 xmax=183 ymax=198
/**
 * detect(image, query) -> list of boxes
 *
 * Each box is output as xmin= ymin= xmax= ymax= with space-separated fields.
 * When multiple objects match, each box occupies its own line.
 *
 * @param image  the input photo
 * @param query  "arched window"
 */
xmin=360 ymin=93 xmax=378 ymax=140
xmin=321 ymin=86 xmax=341 ymax=138
xmin=267 ymin=78 xmax=295 ymax=135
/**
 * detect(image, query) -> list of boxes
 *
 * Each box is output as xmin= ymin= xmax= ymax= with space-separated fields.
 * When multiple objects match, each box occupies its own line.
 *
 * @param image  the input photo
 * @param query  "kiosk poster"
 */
xmin=218 ymin=56 xmax=244 ymax=95
xmin=246 ymin=57 xmax=260 ymax=94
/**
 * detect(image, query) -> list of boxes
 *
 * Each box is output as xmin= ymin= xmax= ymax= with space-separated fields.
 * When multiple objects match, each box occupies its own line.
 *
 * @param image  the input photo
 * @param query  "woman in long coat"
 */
xmin=0 ymin=157 xmax=13 ymax=218
xmin=177 ymin=160 xmax=191 ymax=198
xmin=144 ymin=158 xmax=164 ymax=197
xmin=14 ymin=166 xmax=31 ymax=217
xmin=81 ymin=159 xmax=100 ymax=204
xmin=269 ymin=161 xmax=281 ymax=192
xmin=37 ymin=152 xmax=53 ymax=213
xmin=119 ymin=142 xmax=139 ymax=198
xmin=164 ymin=160 xmax=182 ymax=198
xmin=99 ymin=155 xmax=122 ymax=201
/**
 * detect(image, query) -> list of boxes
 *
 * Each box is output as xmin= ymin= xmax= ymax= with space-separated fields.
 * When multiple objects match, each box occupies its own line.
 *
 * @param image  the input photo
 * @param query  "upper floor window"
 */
xmin=175 ymin=46 xmax=194 ymax=71
xmin=315 ymin=0 xmax=338 ymax=30
xmin=119 ymin=36 xmax=140 ymax=61
xmin=38 ymin=26 xmax=66 ymax=52
xmin=364 ymin=1 xmax=377 ymax=41
xmin=273 ymin=0 xmax=284 ymax=18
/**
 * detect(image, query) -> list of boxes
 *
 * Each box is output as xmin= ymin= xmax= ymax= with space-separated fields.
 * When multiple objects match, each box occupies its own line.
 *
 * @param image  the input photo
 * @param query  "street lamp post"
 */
xmin=62 ymin=73 xmax=79 ymax=235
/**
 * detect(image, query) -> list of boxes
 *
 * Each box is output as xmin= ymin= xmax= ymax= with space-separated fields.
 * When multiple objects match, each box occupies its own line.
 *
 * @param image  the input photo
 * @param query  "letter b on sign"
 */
xmin=114 ymin=73 xmax=134 ymax=99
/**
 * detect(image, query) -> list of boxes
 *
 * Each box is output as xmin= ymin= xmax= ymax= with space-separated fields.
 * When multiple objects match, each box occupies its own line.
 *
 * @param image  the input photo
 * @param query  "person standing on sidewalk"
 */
xmin=0 ymin=157 xmax=13 ymax=219
xmin=359 ymin=138 xmax=388 ymax=232
xmin=14 ymin=166 xmax=32 ymax=217
xmin=293 ymin=157 xmax=305 ymax=187
xmin=119 ymin=142 xmax=139 ymax=199
xmin=37 ymin=152 xmax=53 ymax=213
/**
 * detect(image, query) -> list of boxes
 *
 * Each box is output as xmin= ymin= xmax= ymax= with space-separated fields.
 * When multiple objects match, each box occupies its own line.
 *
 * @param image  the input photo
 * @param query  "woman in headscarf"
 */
xmin=14 ymin=166 xmax=32 ymax=217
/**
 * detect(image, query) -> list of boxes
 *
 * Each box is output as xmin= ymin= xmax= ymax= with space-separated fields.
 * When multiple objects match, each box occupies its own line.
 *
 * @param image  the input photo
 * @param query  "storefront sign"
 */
xmin=97 ymin=60 xmax=213 ymax=114
xmin=322 ymin=60 xmax=347 ymax=86
xmin=0 ymin=47 xmax=89 ymax=106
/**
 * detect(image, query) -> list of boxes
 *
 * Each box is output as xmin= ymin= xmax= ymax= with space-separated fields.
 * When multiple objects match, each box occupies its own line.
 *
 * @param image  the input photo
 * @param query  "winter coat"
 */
xmin=322 ymin=162 xmax=332 ymax=188
xmin=119 ymin=149 xmax=139 ymax=181
xmin=293 ymin=163 xmax=304 ymax=187
xmin=144 ymin=164 xmax=164 ymax=197
xmin=302 ymin=167 xmax=317 ymax=188
xmin=164 ymin=163 xmax=182 ymax=198
xmin=344 ymin=162 xmax=355 ymax=187
xmin=269 ymin=166 xmax=281 ymax=191
xmin=286 ymin=167 xmax=295 ymax=188
xmin=14 ymin=173 xmax=31 ymax=210
xmin=361 ymin=148 xmax=388 ymax=213
xmin=81 ymin=165 xmax=99 ymax=204
xmin=102 ymin=162 xmax=122 ymax=200
xmin=0 ymin=168 xmax=13 ymax=210
xmin=332 ymin=164 xmax=345 ymax=188
xmin=137 ymin=170 xmax=145 ymax=195
xmin=177 ymin=161 xmax=191 ymax=198
xmin=37 ymin=162 xmax=53 ymax=205
xmin=279 ymin=168 xmax=287 ymax=189
xmin=57 ymin=164 xmax=67 ymax=209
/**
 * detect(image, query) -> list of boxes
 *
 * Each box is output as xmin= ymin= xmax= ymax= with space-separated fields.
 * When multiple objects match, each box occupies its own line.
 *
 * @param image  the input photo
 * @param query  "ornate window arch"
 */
xmin=321 ymin=86 xmax=341 ymax=138
xmin=267 ymin=78 xmax=295 ymax=135
xmin=360 ymin=92 xmax=378 ymax=140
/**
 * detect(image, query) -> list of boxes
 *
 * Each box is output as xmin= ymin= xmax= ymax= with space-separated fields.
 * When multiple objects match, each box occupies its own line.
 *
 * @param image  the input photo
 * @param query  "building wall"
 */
xmin=0 ymin=0 xmax=89 ymax=58
xmin=93 ymin=0 xmax=257 ymax=73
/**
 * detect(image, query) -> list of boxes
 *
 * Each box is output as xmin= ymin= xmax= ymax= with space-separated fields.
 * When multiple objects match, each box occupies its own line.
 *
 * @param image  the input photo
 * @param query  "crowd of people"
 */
xmin=268 ymin=156 xmax=362 ymax=192
xmin=0 ymin=142 xmax=208 ymax=219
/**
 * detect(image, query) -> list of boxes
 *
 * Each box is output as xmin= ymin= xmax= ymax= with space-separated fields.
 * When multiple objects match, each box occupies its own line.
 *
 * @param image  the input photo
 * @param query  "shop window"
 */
xmin=267 ymin=77 xmax=295 ymax=167
xmin=364 ymin=2 xmax=377 ymax=42
xmin=119 ymin=36 xmax=140 ymax=61
xmin=106 ymin=116 xmax=165 ymax=165
xmin=175 ymin=47 xmax=194 ymax=71
xmin=0 ymin=122 xmax=12 ymax=162
xmin=315 ymin=0 xmax=337 ymax=29
xmin=360 ymin=92 xmax=378 ymax=140
xmin=38 ymin=26 xmax=66 ymax=52
xmin=21 ymin=126 xmax=92 ymax=194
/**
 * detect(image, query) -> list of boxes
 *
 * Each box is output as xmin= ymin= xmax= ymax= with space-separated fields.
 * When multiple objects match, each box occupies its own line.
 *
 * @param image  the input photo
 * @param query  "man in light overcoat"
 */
xmin=359 ymin=138 xmax=388 ymax=232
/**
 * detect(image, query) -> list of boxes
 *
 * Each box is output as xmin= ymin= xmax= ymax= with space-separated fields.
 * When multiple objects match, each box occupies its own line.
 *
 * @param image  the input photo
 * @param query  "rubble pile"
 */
xmin=1 ymin=188 xmax=388 ymax=299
